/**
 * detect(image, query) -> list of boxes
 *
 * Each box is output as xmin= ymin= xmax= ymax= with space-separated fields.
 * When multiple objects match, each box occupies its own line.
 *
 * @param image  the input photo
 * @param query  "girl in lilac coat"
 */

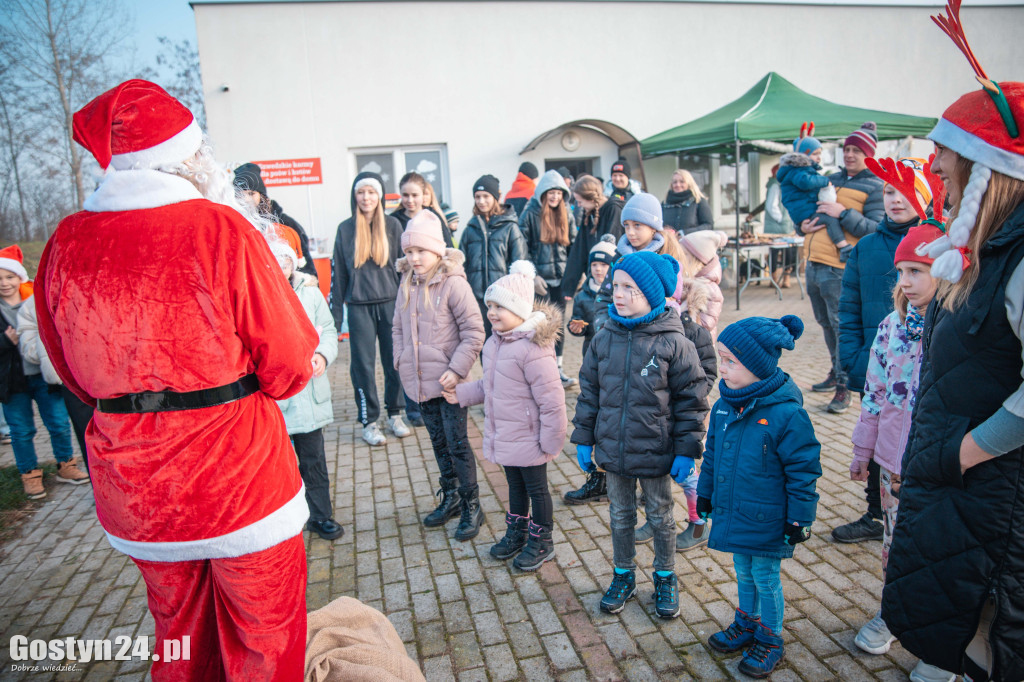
xmin=848 ymin=225 xmax=947 ymax=675
xmin=448 ymin=260 xmax=567 ymax=571
xmin=393 ymin=211 xmax=486 ymax=542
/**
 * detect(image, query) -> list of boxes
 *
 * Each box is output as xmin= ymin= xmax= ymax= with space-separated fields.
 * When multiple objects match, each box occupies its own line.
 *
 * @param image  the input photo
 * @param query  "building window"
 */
xmin=353 ymin=145 xmax=450 ymax=211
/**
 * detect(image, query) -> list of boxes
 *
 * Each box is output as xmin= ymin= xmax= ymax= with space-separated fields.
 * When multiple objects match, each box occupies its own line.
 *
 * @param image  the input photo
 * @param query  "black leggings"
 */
xmin=61 ymin=385 xmax=94 ymax=471
xmin=347 ymin=301 xmax=404 ymax=424
xmin=293 ymin=428 xmax=333 ymax=522
xmin=420 ymin=397 xmax=477 ymax=492
xmin=536 ymin=283 xmax=566 ymax=357
xmin=505 ymin=463 xmax=552 ymax=528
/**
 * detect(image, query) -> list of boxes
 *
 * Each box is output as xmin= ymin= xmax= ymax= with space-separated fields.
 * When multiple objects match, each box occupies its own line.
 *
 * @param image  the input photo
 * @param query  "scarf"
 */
xmin=664 ymin=189 xmax=695 ymax=206
xmin=718 ymin=369 xmax=787 ymax=410
xmin=905 ymin=304 xmax=924 ymax=341
xmin=607 ymin=304 xmax=665 ymax=330
xmin=616 ymin=231 xmax=665 ymax=256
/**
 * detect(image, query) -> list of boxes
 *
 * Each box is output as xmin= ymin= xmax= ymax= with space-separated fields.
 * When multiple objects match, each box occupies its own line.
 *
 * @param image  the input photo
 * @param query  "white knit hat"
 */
xmin=268 ymin=238 xmax=298 ymax=272
xmin=485 ymin=261 xmax=536 ymax=321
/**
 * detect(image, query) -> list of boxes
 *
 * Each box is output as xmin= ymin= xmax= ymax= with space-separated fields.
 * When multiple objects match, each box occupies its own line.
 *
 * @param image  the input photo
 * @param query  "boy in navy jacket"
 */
xmin=696 ymin=315 xmax=821 ymax=678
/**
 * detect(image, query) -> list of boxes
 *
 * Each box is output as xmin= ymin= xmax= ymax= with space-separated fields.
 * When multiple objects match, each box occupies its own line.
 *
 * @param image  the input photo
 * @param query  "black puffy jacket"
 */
xmin=0 ymin=330 xmax=27 ymax=403
xmin=459 ymin=206 xmax=527 ymax=300
xmin=662 ymin=190 xmax=713 ymax=235
xmin=520 ymin=203 xmax=577 ymax=287
xmin=571 ymin=309 xmax=708 ymax=477
xmin=882 ymin=203 xmax=1024 ymax=680
xmin=560 ymin=201 xmax=623 ymax=295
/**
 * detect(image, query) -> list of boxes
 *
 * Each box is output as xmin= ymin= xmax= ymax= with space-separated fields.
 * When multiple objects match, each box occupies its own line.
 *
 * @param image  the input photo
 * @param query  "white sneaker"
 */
xmin=386 ymin=415 xmax=412 ymax=438
xmin=854 ymin=613 xmax=895 ymax=654
xmin=909 ymin=660 xmax=956 ymax=682
xmin=362 ymin=423 xmax=387 ymax=446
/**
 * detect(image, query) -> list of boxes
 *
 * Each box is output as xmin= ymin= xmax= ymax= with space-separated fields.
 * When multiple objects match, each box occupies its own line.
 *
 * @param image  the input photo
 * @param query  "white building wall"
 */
xmin=193 ymin=0 xmax=1023 ymax=248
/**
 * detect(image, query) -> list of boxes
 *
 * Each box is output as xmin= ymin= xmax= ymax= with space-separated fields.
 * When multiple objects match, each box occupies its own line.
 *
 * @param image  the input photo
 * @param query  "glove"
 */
xmin=576 ymin=445 xmax=594 ymax=472
xmin=696 ymin=496 xmax=712 ymax=520
xmin=783 ymin=524 xmax=811 ymax=546
xmin=670 ymin=456 xmax=696 ymax=485
xmin=534 ymin=275 xmax=549 ymax=297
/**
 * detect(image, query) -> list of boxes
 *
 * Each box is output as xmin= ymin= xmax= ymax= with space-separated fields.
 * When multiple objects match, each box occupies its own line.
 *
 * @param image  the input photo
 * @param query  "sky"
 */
xmin=128 ymin=1 xmax=199 ymax=78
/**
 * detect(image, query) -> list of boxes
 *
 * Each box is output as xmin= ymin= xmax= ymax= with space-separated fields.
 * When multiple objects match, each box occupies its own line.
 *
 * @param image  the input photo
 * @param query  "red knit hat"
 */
xmin=918 ymin=1 xmax=1024 ymax=283
xmin=895 ymin=225 xmax=946 ymax=267
xmin=0 ymin=245 xmax=27 ymax=282
xmin=72 ymin=79 xmax=202 ymax=170
xmin=844 ymin=122 xmax=878 ymax=157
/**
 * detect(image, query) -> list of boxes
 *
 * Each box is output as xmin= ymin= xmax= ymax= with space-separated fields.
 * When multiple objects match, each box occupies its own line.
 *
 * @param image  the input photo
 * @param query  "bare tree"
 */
xmin=155 ymin=37 xmax=207 ymax=131
xmin=1 ymin=0 xmax=133 ymax=213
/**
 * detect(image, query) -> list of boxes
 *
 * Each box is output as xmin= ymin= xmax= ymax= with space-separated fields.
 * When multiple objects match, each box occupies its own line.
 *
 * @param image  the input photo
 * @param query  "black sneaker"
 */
xmin=831 ymin=513 xmax=884 ymax=543
xmin=652 ymin=572 xmax=680 ymax=619
xmin=812 ymin=370 xmax=836 ymax=393
xmin=308 ymin=518 xmax=345 ymax=540
xmin=563 ymin=470 xmax=607 ymax=505
xmin=599 ymin=570 xmax=636 ymax=614
xmin=827 ymin=385 xmax=852 ymax=413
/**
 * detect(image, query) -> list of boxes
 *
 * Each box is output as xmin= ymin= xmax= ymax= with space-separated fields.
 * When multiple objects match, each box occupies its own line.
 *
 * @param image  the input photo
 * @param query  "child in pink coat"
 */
xmin=848 ymin=225 xmax=953 ymax=682
xmin=393 ymin=211 xmax=486 ymax=541
xmin=447 ymin=260 xmax=567 ymax=571
xmin=676 ymin=230 xmax=727 ymax=336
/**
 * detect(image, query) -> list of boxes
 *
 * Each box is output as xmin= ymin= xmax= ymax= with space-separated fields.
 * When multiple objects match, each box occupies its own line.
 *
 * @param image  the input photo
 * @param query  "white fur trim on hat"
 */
xmin=0 ymin=259 xmax=27 ymax=282
xmin=917 ymin=163 xmax=992 ymax=283
xmin=354 ymin=176 xmax=383 ymax=198
xmin=930 ymin=117 xmax=1024 ymax=182
xmin=110 ymin=119 xmax=203 ymax=171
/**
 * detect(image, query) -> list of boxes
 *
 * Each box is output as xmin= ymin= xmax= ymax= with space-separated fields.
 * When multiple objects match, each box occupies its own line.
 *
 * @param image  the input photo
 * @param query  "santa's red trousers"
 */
xmin=132 ymin=534 xmax=307 ymax=681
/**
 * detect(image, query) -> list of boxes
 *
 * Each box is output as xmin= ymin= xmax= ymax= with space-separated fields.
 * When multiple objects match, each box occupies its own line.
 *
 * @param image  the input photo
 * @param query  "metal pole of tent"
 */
xmin=735 ymin=138 xmax=742 ymax=311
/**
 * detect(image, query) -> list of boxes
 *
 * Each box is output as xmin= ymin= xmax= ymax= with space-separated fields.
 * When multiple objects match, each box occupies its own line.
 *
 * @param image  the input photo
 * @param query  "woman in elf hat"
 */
xmin=881 ymin=5 xmax=1024 ymax=680
xmin=0 ymin=244 xmax=86 ymax=500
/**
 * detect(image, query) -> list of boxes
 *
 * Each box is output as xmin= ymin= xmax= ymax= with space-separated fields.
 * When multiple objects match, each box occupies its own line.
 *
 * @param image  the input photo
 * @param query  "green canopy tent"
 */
xmin=641 ymin=72 xmax=939 ymax=308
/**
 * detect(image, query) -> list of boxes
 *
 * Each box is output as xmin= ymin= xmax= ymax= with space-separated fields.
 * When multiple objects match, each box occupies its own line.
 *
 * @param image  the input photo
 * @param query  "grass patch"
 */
xmin=0 ymin=463 xmax=55 ymax=540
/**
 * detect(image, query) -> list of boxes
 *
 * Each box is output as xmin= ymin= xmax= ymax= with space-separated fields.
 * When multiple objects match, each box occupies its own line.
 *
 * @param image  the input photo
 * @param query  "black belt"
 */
xmin=96 ymin=374 xmax=261 ymax=414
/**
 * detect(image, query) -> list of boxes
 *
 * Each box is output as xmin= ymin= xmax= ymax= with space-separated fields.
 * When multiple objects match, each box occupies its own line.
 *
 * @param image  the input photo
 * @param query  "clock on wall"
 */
xmin=561 ymin=131 xmax=581 ymax=152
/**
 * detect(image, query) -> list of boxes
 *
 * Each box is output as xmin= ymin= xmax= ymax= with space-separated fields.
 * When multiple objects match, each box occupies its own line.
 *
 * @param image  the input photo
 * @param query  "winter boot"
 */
xmin=423 ymin=477 xmax=461 ymax=527
xmin=490 ymin=512 xmax=528 ymax=560
xmin=513 ymin=520 xmax=555 ymax=571
xmin=652 ymin=571 xmax=680 ymax=619
xmin=563 ymin=469 xmax=607 ymax=505
xmin=599 ymin=569 xmax=636 ymax=614
xmin=675 ymin=520 xmax=709 ymax=551
xmin=56 ymin=458 xmax=89 ymax=484
xmin=737 ymin=624 xmax=785 ymax=678
xmin=454 ymin=486 xmax=483 ymax=541
xmin=21 ymin=469 xmax=45 ymax=500
xmin=708 ymin=608 xmax=760 ymax=653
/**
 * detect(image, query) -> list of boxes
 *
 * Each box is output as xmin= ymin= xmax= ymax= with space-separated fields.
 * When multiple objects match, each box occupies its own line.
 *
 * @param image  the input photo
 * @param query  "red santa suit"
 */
xmin=35 ymin=80 xmax=319 ymax=681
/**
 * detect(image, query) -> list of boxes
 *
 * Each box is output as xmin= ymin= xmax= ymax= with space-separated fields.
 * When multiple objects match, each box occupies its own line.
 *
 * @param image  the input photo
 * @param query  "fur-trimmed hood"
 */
xmin=780 ymin=152 xmax=814 ymax=168
xmin=496 ymin=301 xmax=563 ymax=348
xmin=675 ymin=276 xmax=711 ymax=321
xmin=395 ymin=248 xmax=467 ymax=284
xmin=289 ymin=270 xmax=320 ymax=292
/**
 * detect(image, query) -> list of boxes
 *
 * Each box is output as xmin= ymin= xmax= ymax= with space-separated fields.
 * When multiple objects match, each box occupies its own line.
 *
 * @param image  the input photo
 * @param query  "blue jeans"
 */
xmin=4 ymin=374 xmax=74 ymax=473
xmin=734 ymin=553 xmax=784 ymax=634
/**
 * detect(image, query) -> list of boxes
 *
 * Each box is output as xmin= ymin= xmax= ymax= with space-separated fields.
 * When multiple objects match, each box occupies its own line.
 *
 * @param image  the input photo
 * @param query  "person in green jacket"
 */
xmin=270 ymin=240 xmax=343 ymax=541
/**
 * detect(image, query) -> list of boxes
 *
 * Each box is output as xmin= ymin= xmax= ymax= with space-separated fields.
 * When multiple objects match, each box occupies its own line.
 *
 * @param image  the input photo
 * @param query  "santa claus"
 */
xmin=34 ymin=80 xmax=319 ymax=680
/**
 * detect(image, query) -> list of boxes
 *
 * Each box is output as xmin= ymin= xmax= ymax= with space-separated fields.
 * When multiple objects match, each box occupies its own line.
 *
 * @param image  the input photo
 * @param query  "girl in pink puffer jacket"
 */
xmin=448 ymin=260 xmax=567 ymax=572
xmin=676 ymin=230 xmax=727 ymax=336
xmin=393 ymin=211 xmax=486 ymax=542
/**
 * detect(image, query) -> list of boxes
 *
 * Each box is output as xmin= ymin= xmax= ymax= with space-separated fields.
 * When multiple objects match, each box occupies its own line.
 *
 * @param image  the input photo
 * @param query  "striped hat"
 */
xmin=844 ymin=122 xmax=878 ymax=157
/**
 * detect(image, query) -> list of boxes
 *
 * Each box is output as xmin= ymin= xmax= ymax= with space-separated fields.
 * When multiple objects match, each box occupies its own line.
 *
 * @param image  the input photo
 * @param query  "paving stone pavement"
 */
xmin=0 ymin=284 xmax=925 ymax=681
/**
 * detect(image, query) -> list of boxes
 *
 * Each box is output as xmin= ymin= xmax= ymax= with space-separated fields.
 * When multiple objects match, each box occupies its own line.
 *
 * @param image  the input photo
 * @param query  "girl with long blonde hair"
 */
xmin=330 ymin=171 xmax=409 ymax=446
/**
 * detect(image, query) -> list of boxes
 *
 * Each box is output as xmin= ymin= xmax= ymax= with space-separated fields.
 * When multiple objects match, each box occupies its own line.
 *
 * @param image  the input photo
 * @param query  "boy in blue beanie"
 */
xmin=572 ymin=250 xmax=709 ymax=619
xmin=777 ymin=136 xmax=853 ymax=261
xmin=696 ymin=315 xmax=822 ymax=678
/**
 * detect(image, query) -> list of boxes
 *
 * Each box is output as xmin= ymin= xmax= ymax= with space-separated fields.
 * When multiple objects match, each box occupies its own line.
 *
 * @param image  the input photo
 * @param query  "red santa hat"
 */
xmin=72 ymin=79 xmax=202 ymax=171
xmin=0 ymin=245 xmax=28 ymax=283
xmin=918 ymin=2 xmax=1024 ymax=283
